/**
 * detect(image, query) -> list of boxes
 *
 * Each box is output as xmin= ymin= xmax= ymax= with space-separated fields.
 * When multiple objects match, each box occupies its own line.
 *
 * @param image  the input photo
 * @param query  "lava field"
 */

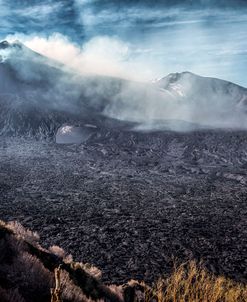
xmin=0 ymin=129 xmax=247 ymax=284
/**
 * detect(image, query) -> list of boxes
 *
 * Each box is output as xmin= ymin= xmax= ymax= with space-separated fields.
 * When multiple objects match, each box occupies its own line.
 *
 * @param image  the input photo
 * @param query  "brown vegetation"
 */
xmin=140 ymin=261 xmax=247 ymax=302
xmin=0 ymin=220 xmax=246 ymax=302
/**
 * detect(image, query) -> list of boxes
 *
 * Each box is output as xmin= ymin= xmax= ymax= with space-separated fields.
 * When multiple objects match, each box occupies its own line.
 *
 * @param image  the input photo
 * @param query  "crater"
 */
xmin=55 ymin=125 xmax=94 ymax=144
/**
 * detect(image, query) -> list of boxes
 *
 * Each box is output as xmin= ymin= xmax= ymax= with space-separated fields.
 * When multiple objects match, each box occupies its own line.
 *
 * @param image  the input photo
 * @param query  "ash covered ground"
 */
xmin=0 ymin=129 xmax=247 ymax=284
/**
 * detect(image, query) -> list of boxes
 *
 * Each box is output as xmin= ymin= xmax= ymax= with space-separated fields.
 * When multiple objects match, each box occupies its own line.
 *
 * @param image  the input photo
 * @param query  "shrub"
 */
xmin=149 ymin=261 xmax=247 ymax=302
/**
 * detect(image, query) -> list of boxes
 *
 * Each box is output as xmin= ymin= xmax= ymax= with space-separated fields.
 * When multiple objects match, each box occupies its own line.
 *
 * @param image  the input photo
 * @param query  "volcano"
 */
xmin=0 ymin=40 xmax=128 ymax=138
xmin=0 ymin=40 xmax=247 ymax=139
xmin=0 ymin=40 xmax=247 ymax=285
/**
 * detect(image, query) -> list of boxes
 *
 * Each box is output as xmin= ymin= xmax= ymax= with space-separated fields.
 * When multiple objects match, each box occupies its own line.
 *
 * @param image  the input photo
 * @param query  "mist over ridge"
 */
xmin=0 ymin=39 xmax=247 ymax=136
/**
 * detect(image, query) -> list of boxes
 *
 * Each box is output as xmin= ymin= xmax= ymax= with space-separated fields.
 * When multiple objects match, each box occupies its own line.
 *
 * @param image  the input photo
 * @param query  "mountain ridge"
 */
xmin=0 ymin=40 xmax=247 ymax=138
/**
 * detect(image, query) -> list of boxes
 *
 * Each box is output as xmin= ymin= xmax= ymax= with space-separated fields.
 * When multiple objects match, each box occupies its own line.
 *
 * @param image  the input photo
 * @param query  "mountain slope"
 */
xmin=0 ymin=41 xmax=247 ymax=138
xmin=150 ymin=71 xmax=247 ymax=128
xmin=102 ymin=71 xmax=247 ymax=130
xmin=0 ymin=41 xmax=129 ymax=138
xmin=1 ymin=219 xmax=247 ymax=302
xmin=156 ymin=71 xmax=247 ymax=110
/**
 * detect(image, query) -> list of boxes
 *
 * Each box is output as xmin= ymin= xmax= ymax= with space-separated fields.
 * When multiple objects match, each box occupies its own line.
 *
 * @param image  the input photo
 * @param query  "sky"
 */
xmin=0 ymin=0 xmax=247 ymax=86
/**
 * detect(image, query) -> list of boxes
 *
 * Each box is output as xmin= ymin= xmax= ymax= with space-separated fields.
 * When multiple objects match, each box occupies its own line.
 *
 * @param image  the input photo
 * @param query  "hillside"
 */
xmin=1 ymin=131 xmax=247 ymax=284
xmin=1 ymin=40 xmax=247 ymax=139
xmin=0 ymin=220 xmax=246 ymax=302
xmin=1 ymin=40 xmax=247 ymax=301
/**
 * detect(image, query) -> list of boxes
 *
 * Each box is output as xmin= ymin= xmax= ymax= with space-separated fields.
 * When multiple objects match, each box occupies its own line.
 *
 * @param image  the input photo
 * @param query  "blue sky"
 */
xmin=0 ymin=0 xmax=247 ymax=86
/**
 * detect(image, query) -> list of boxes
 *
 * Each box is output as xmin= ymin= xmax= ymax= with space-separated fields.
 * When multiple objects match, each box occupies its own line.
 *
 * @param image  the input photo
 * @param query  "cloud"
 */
xmin=71 ymin=1 xmax=247 ymax=86
xmin=5 ymin=17 xmax=247 ymax=88
xmin=74 ymin=0 xmax=247 ymax=31
xmin=5 ymin=33 xmax=156 ymax=80
xmin=0 ymin=1 xmax=58 ymax=19
xmin=1 ymin=1 xmax=247 ymax=86
xmin=15 ymin=3 xmax=63 ymax=20
xmin=0 ymin=1 xmax=84 ymax=41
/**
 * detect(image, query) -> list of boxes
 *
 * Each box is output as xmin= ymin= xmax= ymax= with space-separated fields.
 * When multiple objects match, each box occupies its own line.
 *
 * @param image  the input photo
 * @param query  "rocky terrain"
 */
xmin=1 ymin=129 xmax=247 ymax=284
xmin=0 ymin=40 xmax=247 ymax=286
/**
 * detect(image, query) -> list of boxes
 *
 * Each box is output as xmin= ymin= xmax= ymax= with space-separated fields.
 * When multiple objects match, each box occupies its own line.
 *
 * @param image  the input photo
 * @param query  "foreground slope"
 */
xmin=1 ymin=132 xmax=247 ymax=284
xmin=0 ymin=220 xmax=246 ymax=302
xmin=0 ymin=220 xmax=123 ymax=302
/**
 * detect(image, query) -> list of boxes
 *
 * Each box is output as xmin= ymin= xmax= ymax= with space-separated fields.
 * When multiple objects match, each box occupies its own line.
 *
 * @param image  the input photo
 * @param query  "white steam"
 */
xmin=6 ymin=33 xmax=155 ymax=81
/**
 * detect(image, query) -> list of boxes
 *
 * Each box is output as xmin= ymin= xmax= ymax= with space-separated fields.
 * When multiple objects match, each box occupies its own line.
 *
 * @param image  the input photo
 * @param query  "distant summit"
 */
xmin=0 ymin=39 xmax=38 ymax=63
xmin=0 ymin=40 xmax=24 ymax=50
xmin=0 ymin=40 xmax=11 ymax=49
xmin=155 ymin=71 xmax=247 ymax=110
xmin=0 ymin=41 xmax=24 ymax=62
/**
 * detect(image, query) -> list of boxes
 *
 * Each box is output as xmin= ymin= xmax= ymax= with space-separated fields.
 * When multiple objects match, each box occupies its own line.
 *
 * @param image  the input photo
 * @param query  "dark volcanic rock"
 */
xmin=0 ymin=129 xmax=247 ymax=284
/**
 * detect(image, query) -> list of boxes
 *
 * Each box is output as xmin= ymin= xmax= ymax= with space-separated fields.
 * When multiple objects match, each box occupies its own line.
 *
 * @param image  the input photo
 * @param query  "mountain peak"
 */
xmin=0 ymin=40 xmax=10 ymax=49
xmin=0 ymin=40 xmax=47 ymax=65
xmin=0 ymin=40 xmax=24 ymax=50
xmin=151 ymin=71 xmax=197 ymax=85
xmin=153 ymin=71 xmax=198 ymax=89
xmin=164 ymin=71 xmax=196 ymax=81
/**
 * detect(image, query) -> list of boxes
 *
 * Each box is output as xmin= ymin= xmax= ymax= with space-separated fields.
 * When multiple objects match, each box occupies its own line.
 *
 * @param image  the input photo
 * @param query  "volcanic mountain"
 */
xmin=155 ymin=72 xmax=247 ymax=125
xmin=1 ymin=40 xmax=247 ymax=286
xmin=0 ymin=40 xmax=247 ymax=139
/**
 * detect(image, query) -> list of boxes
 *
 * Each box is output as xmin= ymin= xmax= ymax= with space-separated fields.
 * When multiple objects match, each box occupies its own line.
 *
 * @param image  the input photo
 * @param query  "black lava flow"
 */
xmin=0 ymin=129 xmax=247 ymax=284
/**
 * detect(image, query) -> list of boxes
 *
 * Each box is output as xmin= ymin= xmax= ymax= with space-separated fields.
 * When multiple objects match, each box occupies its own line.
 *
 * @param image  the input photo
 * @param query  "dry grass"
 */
xmin=146 ymin=261 xmax=247 ymax=302
xmin=1 ymin=220 xmax=246 ymax=302
xmin=51 ymin=266 xmax=62 ymax=302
